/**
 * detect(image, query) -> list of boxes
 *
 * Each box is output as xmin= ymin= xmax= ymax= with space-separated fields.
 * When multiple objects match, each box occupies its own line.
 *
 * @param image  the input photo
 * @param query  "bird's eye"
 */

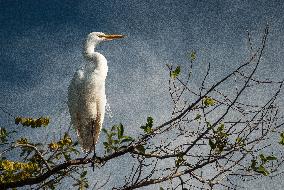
xmin=98 ymin=35 xmax=105 ymax=38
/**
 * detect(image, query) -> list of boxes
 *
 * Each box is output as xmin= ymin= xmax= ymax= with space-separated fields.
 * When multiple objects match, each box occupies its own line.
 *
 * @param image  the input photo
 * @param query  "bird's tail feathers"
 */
xmin=75 ymin=118 xmax=102 ymax=153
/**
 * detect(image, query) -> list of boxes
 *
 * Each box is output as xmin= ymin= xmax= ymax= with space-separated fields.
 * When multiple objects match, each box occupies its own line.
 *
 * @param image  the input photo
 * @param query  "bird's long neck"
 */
xmin=83 ymin=40 xmax=108 ymax=78
xmin=84 ymin=41 xmax=97 ymax=60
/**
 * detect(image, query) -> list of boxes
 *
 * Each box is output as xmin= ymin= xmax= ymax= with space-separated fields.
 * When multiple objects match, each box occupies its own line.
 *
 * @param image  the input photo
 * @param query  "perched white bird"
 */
xmin=68 ymin=32 xmax=124 ymax=152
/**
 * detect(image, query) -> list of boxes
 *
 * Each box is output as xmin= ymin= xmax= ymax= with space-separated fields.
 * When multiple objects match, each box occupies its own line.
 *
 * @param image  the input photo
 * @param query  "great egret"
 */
xmin=68 ymin=32 xmax=124 ymax=153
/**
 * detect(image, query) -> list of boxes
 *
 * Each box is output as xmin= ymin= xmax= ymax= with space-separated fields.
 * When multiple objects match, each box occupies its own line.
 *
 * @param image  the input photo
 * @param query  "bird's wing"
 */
xmin=67 ymin=69 xmax=85 ymax=124
xmin=68 ymin=69 xmax=106 ymax=152
xmin=68 ymin=69 xmax=94 ymax=151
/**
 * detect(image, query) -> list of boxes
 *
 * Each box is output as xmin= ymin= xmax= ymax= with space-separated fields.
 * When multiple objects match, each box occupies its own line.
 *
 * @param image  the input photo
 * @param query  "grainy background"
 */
xmin=0 ymin=0 xmax=283 ymax=189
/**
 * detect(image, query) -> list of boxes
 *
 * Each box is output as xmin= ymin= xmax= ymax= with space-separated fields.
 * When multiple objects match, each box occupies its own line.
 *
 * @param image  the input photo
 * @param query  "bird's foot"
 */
xmin=92 ymin=152 xmax=103 ymax=164
xmin=92 ymin=152 xmax=97 ymax=159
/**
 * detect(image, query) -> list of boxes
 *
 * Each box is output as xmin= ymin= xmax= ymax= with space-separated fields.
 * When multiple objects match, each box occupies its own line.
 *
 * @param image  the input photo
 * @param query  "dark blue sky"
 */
xmin=1 ymin=0 xmax=283 ymax=86
xmin=0 ymin=0 xmax=284 ymax=189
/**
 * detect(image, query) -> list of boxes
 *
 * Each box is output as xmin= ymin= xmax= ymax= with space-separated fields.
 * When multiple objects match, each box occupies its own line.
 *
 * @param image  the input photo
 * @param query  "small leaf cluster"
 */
xmin=208 ymin=124 xmax=229 ymax=153
xmin=102 ymin=124 xmax=134 ymax=153
xmin=15 ymin=117 xmax=50 ymax=128
xmin=0 ymin=160 xmax=38 ymax=172
xmin=175 ymin=153 xmax=185 ymax=167
xmin=1 ymin=116 xmax=81 ymax=188
xmin=0 ymin=160 xmax=38 ymax=183
xmin=235 ymin=137 xmax=246 ymax=147
xmin=187 ymin=50 xmax=196 ymax=61
xmin=73 ymin=170 xmax=89 ymax=190
xmin=17 ymin=138 xmax=28 ymax=144
xmin=140 ymin=117 xmax=154 ymax=134
xmin=170 ymin=66 xmax=181 ymax=79
xmin=279 ymin=132 xmax=284 ymax=145
xmin=48 ymin=133 xmax=73 ymax=151
xmin=48 ymin=133 xmax=79 ymax=161
xmin=0 ymin=128 xmax=16 ymax=144
xmin=194 ymin=113 xmax=201 ymax=121
xmin=0 ymin=128 xmax=7 ymax=143
xmin=250 ymin=154 xmax=277 ymax=176
xmin=203 ymin=97 xmax=216 ymax=107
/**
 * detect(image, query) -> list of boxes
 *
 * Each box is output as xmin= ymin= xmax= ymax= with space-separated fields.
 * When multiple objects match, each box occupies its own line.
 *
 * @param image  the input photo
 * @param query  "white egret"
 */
xmin=68 ymin=32 xmax=125 ymax=153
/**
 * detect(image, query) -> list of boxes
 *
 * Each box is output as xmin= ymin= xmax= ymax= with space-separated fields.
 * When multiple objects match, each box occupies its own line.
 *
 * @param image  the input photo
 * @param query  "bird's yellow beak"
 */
xmin=98 ymin=34 xmax=125 ymax=40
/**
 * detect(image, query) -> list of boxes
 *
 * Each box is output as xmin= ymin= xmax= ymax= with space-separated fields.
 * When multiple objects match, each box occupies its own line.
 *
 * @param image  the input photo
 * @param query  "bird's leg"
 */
xmin=89 ymin=119 xmax=103 ymax=170
xmin=90 ymin=119 xmax=96 ymax=159
xmin=90 ymin=119 xmax=96 ymax=171
xmin=91 ymin=151 xmax=96 ymax=172
xmin=92 ymin=152 xmax=103 ymax=165
xmin=92 ymin=152 xmax=96 ymax=159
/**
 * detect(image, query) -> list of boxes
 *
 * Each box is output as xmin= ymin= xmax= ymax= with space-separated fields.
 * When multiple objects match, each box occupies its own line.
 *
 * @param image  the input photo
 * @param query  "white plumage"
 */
xmin=67 ymin=32 xmax=124 ymax=152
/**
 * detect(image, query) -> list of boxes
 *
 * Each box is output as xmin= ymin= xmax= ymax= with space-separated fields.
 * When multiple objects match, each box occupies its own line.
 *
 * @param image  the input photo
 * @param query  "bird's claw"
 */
xmin=92 ymin=152 xmax=103 ymax=162
xmin=92 ymin=152 xmax=97 ymax=159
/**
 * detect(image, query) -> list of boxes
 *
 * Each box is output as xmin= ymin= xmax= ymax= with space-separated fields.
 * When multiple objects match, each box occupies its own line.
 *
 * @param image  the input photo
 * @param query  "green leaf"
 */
xmin=203 ymin=97 xmax=216 ymax=106
xmin=146 ymin=127 xmax=153 ymax=134
xmin=236 ymin=137 xmax=242 ymax=143
xmin=259 ymin=154 xmax=277 ymax=163
xmin=279 ymin=139 xmax=284 ymax=145
xmin=0 ymin=128 xmax=8 ymax=143
xmin=190 ymin=51 xmax=196 ymax=61
xmin=111 ymin=125 xmax=117 ymax=131
xmin=170 ymin=66 xmax=181 ymax=79
xmin=250 ymin=159 xmax=257 ymax=170
xmin=81 ymin=171 xmax=87 ymax=178
xmin=63 ymin=153 xmax=71 ymax=161
xmin=221 ymin=132 xmax=229 ymax=138
xmin=209 ymin=139 xmax=216 ymax=149
xmin=15 ymin=117 xmax=50 ymax=127
xmin=64 ymin=132 xmax=70 ymax=140
xmin=141 ymin=117 xmax=154 ymax=134
xmin=175 ymin=154 xmax=185 ymax=167
xmin=113 ymin=140 xmax=119 ymax=144
xmin=103 ymin=142 xmax=109 ymax=147
xmin=266 ymin=155 xmax=277 ymax=161
xmin=121 ymin=136 xmax=134 ymax=143
xmin=107 ymin=136 xmax=114 ymax=146
xmin=107 ymin=132 xmax=116 ymax=141
xmin=160 ymin=187 xmax=164 ymax=190
xmin=256 ymin=165 xmax=269 ymax=176
xmin=279 ymin=132 xmax=284 ymax=145
xmin=194 ymin=113 xmax=201 ymax=121
xmin=15 ymin=117 xmax=22 ymax=125
xmin=259 ymin=154 xmax=266 ymax=162
xmin=217 ymin=124 xmax=224 ymax=132
xmin=102 ymin=128 xmax=108 ymax=134
xmin=135 ymin=145 xmax=145 ymax=154
xmin=17 ymin=137 xmax=28 ymax=144
xmin=147 ymin=117 xmax=153 ymax=127
xmin=42 ymin=117 xmax=50 ymax=126
xmin=206 ymin=122 xmax=213 ymax=130
xmin=117 ymin=124 xmax=124 ymax=139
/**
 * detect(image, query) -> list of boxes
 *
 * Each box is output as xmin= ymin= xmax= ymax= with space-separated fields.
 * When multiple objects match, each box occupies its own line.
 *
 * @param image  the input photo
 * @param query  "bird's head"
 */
xmin=86 ymin=32 xmax=125 ymax=45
